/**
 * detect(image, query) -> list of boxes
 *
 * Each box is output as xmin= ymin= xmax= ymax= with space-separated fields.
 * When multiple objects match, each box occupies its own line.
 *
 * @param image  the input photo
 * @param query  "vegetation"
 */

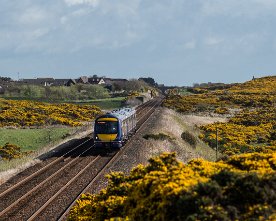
xmin=0 ymin=128 xmax=75 ymax=152
xmin=0 ymin=98 xmax=102 ymax=127
xmin=1 ymin=84 xmax=110 ymax=101
xmin=163 ymin=76 xmax=276 ymax=156
xmin=143 ymin=133 xmax=173 ymax=141
xmin=110 ymin=79 xmax=150 ymax=93
xmin=73 ymin=97 xmax=126 ymax=110
xmin=69 ymin=152 xmax=276 ymax=221
xmin=181 ymin=131 xmax=197 ymax=148
xmin=0 ymin=143 xmax=28 ymax=160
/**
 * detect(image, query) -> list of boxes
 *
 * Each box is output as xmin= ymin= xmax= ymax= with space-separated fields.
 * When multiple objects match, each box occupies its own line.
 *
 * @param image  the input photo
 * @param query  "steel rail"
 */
xmin=135 ymin=98 xmax=156 ymax=114
xmin=58 ymin=97 xmax=162 ymax=221
xmin=0 ymin=137 xmax=93 ymax=199
xmin=0 ymin=97 xmax=161 ymax=220
xmin=27 ymin=155 xmax=101 ymax=221
xmin=0 ymin=143 xmax=96 ymax=217
xmin=0 ymin=98 xmax=151 ymax=201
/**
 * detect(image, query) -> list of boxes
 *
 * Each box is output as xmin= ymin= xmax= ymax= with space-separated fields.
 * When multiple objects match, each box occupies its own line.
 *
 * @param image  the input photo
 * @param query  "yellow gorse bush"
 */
xmin=0 ymin=143 xmax=29 ymax=160
xmin=68 ymin=152 xmax=276 ymax=221
xmin=163 ymin=76 xmax=276 ymax=156
xmin=0 ymin=99 xmax=102 ymax=127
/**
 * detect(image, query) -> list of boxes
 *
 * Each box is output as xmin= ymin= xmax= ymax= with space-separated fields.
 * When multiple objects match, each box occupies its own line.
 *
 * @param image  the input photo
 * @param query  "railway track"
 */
xmin=0 ymin=97 xmax=162 ymax=221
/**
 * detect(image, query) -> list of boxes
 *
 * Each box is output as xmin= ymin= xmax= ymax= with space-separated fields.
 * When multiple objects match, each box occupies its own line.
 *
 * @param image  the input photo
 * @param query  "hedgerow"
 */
xmin=68 ymin=152 xmax=276 ymax=221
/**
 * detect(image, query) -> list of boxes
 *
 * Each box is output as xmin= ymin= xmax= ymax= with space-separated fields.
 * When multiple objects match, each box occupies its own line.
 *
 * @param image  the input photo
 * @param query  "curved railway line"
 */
xmin=0 ymin=97 xmax=162 ymax=221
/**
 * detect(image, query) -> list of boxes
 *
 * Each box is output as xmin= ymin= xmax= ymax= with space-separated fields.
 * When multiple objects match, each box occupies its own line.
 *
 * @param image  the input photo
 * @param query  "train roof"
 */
xmin=110 ymin=107 xmax=136 ymax=121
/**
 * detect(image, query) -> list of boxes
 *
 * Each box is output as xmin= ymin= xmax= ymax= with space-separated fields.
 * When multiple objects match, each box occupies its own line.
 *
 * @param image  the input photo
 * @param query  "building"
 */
xmin=21 ymin=78 xmax=55 ymax=86
xmin=0 ymin=85 xmax=4 ymax=94
xmin=77 ymin=76 xmax=89 ymax=84
xmin=88 ymin=77 xmax=106 ymax=85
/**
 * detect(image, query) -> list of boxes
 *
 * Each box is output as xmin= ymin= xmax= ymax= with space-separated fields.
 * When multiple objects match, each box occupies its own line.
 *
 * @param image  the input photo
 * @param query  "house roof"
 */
xmin=88 ymin=77 xmax=105 ymax=84
xmin=77 ymin=76 xmax=89 ymax=84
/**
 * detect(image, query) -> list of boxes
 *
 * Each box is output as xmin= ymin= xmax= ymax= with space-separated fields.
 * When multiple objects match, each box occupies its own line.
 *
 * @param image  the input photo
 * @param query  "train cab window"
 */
xmin=95 ymin=121 xmax=118 ymax=134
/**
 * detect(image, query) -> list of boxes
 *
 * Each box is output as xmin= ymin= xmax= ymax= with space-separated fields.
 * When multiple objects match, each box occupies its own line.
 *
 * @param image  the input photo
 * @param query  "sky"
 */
xmin=1 ymin=0 xmax=276 ymax=86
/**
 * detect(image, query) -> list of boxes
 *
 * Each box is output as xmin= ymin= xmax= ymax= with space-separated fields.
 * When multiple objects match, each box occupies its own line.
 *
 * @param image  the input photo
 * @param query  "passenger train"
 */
xmin=93 ymin=108 xmax=137 ymax=148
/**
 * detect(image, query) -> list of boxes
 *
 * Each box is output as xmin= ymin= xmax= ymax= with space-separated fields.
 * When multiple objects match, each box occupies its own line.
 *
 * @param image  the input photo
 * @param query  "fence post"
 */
xmin=48 ymin=128 xmax=51 ymax=143
xmin=216 ymin=125 xmax=218 ymax=160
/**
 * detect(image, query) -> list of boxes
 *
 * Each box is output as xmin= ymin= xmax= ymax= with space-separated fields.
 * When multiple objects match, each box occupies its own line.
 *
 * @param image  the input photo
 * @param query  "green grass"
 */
xmin=0 ymin=128 xmax=74 ymax=151
xmin=72 ymin=97 xmax=126 ymax=110
xmin=172 ymin=114 xmax=218 ymax=161
xmin=179 ymin=89 xmax=192 ymax=95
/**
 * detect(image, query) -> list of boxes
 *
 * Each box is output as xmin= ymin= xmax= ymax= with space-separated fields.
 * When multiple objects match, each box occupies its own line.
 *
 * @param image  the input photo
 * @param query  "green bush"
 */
xmin=181 ymin=131 xmax=197 ymax=147
xmin=143 ymin=133 xmax=173 ymax=141
xmin=2 ymin=84 xmax=110 ymax=101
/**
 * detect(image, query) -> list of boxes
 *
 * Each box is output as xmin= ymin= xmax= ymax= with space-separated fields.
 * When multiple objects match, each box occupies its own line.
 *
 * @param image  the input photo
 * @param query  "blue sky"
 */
xmin=1 ymin=0 xmax=276 ymax=86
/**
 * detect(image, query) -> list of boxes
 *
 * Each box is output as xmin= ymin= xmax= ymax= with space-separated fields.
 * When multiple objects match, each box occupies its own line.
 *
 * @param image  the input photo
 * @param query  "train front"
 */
xmin=93 ymin=114 xmax=123 ymax=148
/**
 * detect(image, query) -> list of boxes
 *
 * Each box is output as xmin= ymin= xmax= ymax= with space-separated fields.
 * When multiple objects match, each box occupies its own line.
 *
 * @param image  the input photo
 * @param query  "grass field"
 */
xmin=0 ymin=128 xmax=74 ymax=151
xmin=72 ymin=97 xmax=125 ymax=110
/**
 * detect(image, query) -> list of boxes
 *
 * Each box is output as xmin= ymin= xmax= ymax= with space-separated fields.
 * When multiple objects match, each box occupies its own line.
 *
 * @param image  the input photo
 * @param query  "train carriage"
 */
xmin=94 ymin=108 xmax=136 ymax=148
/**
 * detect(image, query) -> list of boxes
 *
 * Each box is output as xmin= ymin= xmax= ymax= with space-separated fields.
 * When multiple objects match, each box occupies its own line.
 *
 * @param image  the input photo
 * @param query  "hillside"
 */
xmin=69 ymin=76 xmax=276 ymax=220
xmin=164 ymin=76 xmax=276 ymax=155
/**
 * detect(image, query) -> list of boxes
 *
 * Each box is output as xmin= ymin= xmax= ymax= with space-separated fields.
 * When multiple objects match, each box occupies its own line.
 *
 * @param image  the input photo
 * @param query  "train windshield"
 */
xmin=95 ymin=121 xmax=118 ymax=134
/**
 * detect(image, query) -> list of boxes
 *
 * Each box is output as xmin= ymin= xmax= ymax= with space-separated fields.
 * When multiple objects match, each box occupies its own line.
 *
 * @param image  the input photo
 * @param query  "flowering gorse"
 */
xmin=164 ymin=76 xmax=276 ymax=155
xmin=68 ymin=152 xmax=276 ymax=221
xmin=0 ymin=99 xmax=102 ymax=127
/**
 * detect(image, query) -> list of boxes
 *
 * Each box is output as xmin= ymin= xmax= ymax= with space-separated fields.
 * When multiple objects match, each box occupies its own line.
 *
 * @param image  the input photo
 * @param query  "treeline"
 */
xmin=0 ymin=79 xmax=154 ymax=101
xmin=1 ymin=84 xmax=110 ymax=101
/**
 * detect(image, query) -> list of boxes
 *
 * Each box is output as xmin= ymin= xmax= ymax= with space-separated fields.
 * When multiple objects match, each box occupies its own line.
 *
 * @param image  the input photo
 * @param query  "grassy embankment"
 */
xmin=141 ymin=108 xmax=221 ymax=162
xmin=0 ymin=128 xmax=73 ymax=152
xmin=0 ymin=128 xmax=77 ymax=173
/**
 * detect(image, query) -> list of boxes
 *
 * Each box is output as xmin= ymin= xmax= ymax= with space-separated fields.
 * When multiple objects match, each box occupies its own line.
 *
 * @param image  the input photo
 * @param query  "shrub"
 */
xmin=68 ymin=152 xmax=276 ymax=221
xmin=0 ymin=98 xmax=102 ymax=127
xmin=143 ymin=133 xmax=173 ymax=141
xmin=0 ymin=143 xmax=27 ymax=160
xmin=181 ymin=131 xmax=197 ymax=147
xmin=214 ymin=107 xmax=229 ymax=114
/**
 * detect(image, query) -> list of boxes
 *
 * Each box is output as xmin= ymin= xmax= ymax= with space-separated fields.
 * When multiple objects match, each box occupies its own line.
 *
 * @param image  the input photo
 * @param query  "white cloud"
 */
xmin=64 ymin=0 xmax=99 ymax=7
xmin=30 ymin=28 xmax=49 ymax=39
xmin=19 ymin=7 xmax=48 ymax=25
xmin=201 ymin=0 xmax=276 ymax=18
xmin=204 ymin=37 xmax=224 ymax=46
xmin=183 ymin=40 xmax=196 ymax=49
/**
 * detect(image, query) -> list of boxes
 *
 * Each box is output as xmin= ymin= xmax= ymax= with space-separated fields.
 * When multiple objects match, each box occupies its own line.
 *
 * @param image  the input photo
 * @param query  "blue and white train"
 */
xmin=93 ymin=108 xmax=137 ymax=148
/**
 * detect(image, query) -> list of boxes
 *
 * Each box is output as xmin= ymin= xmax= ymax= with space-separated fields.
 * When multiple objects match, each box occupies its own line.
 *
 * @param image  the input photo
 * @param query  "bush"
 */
xmin=143 ymin=133 xmax=173 ymax=141
xmin=68 ymin=152 xmax=276 ymax=221
xmin=181 ymin=131 xmax=197 ymax=147
xmin=0 ymin=143 xmax=26 ymax=160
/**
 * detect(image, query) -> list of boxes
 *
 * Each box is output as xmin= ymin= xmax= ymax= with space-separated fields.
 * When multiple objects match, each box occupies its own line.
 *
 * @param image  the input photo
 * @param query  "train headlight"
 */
xmin=95 ymin=136 xmax=99 ymax=140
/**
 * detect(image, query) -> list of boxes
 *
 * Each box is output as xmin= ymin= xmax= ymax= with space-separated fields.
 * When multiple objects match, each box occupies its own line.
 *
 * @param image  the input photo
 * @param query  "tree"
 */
xmin=0 ymin=76 xmax=12 ymax=82
xmin=138 ymin=77 xmax=157 ymax=86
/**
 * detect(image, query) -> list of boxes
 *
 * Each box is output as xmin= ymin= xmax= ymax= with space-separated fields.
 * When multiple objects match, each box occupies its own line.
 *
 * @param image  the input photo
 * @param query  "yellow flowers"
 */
xmin=0 ymin=143 xmax=28 ymax=160
xmin=0 ymin=98 xmax=102 ymax=127
xmin=200 ymin=122 xmax=275 ymax=155
xmin=163 ymin=76 xmax=276 ymax=156
xmin=68 ymin=152 xmax=276 ymax=221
